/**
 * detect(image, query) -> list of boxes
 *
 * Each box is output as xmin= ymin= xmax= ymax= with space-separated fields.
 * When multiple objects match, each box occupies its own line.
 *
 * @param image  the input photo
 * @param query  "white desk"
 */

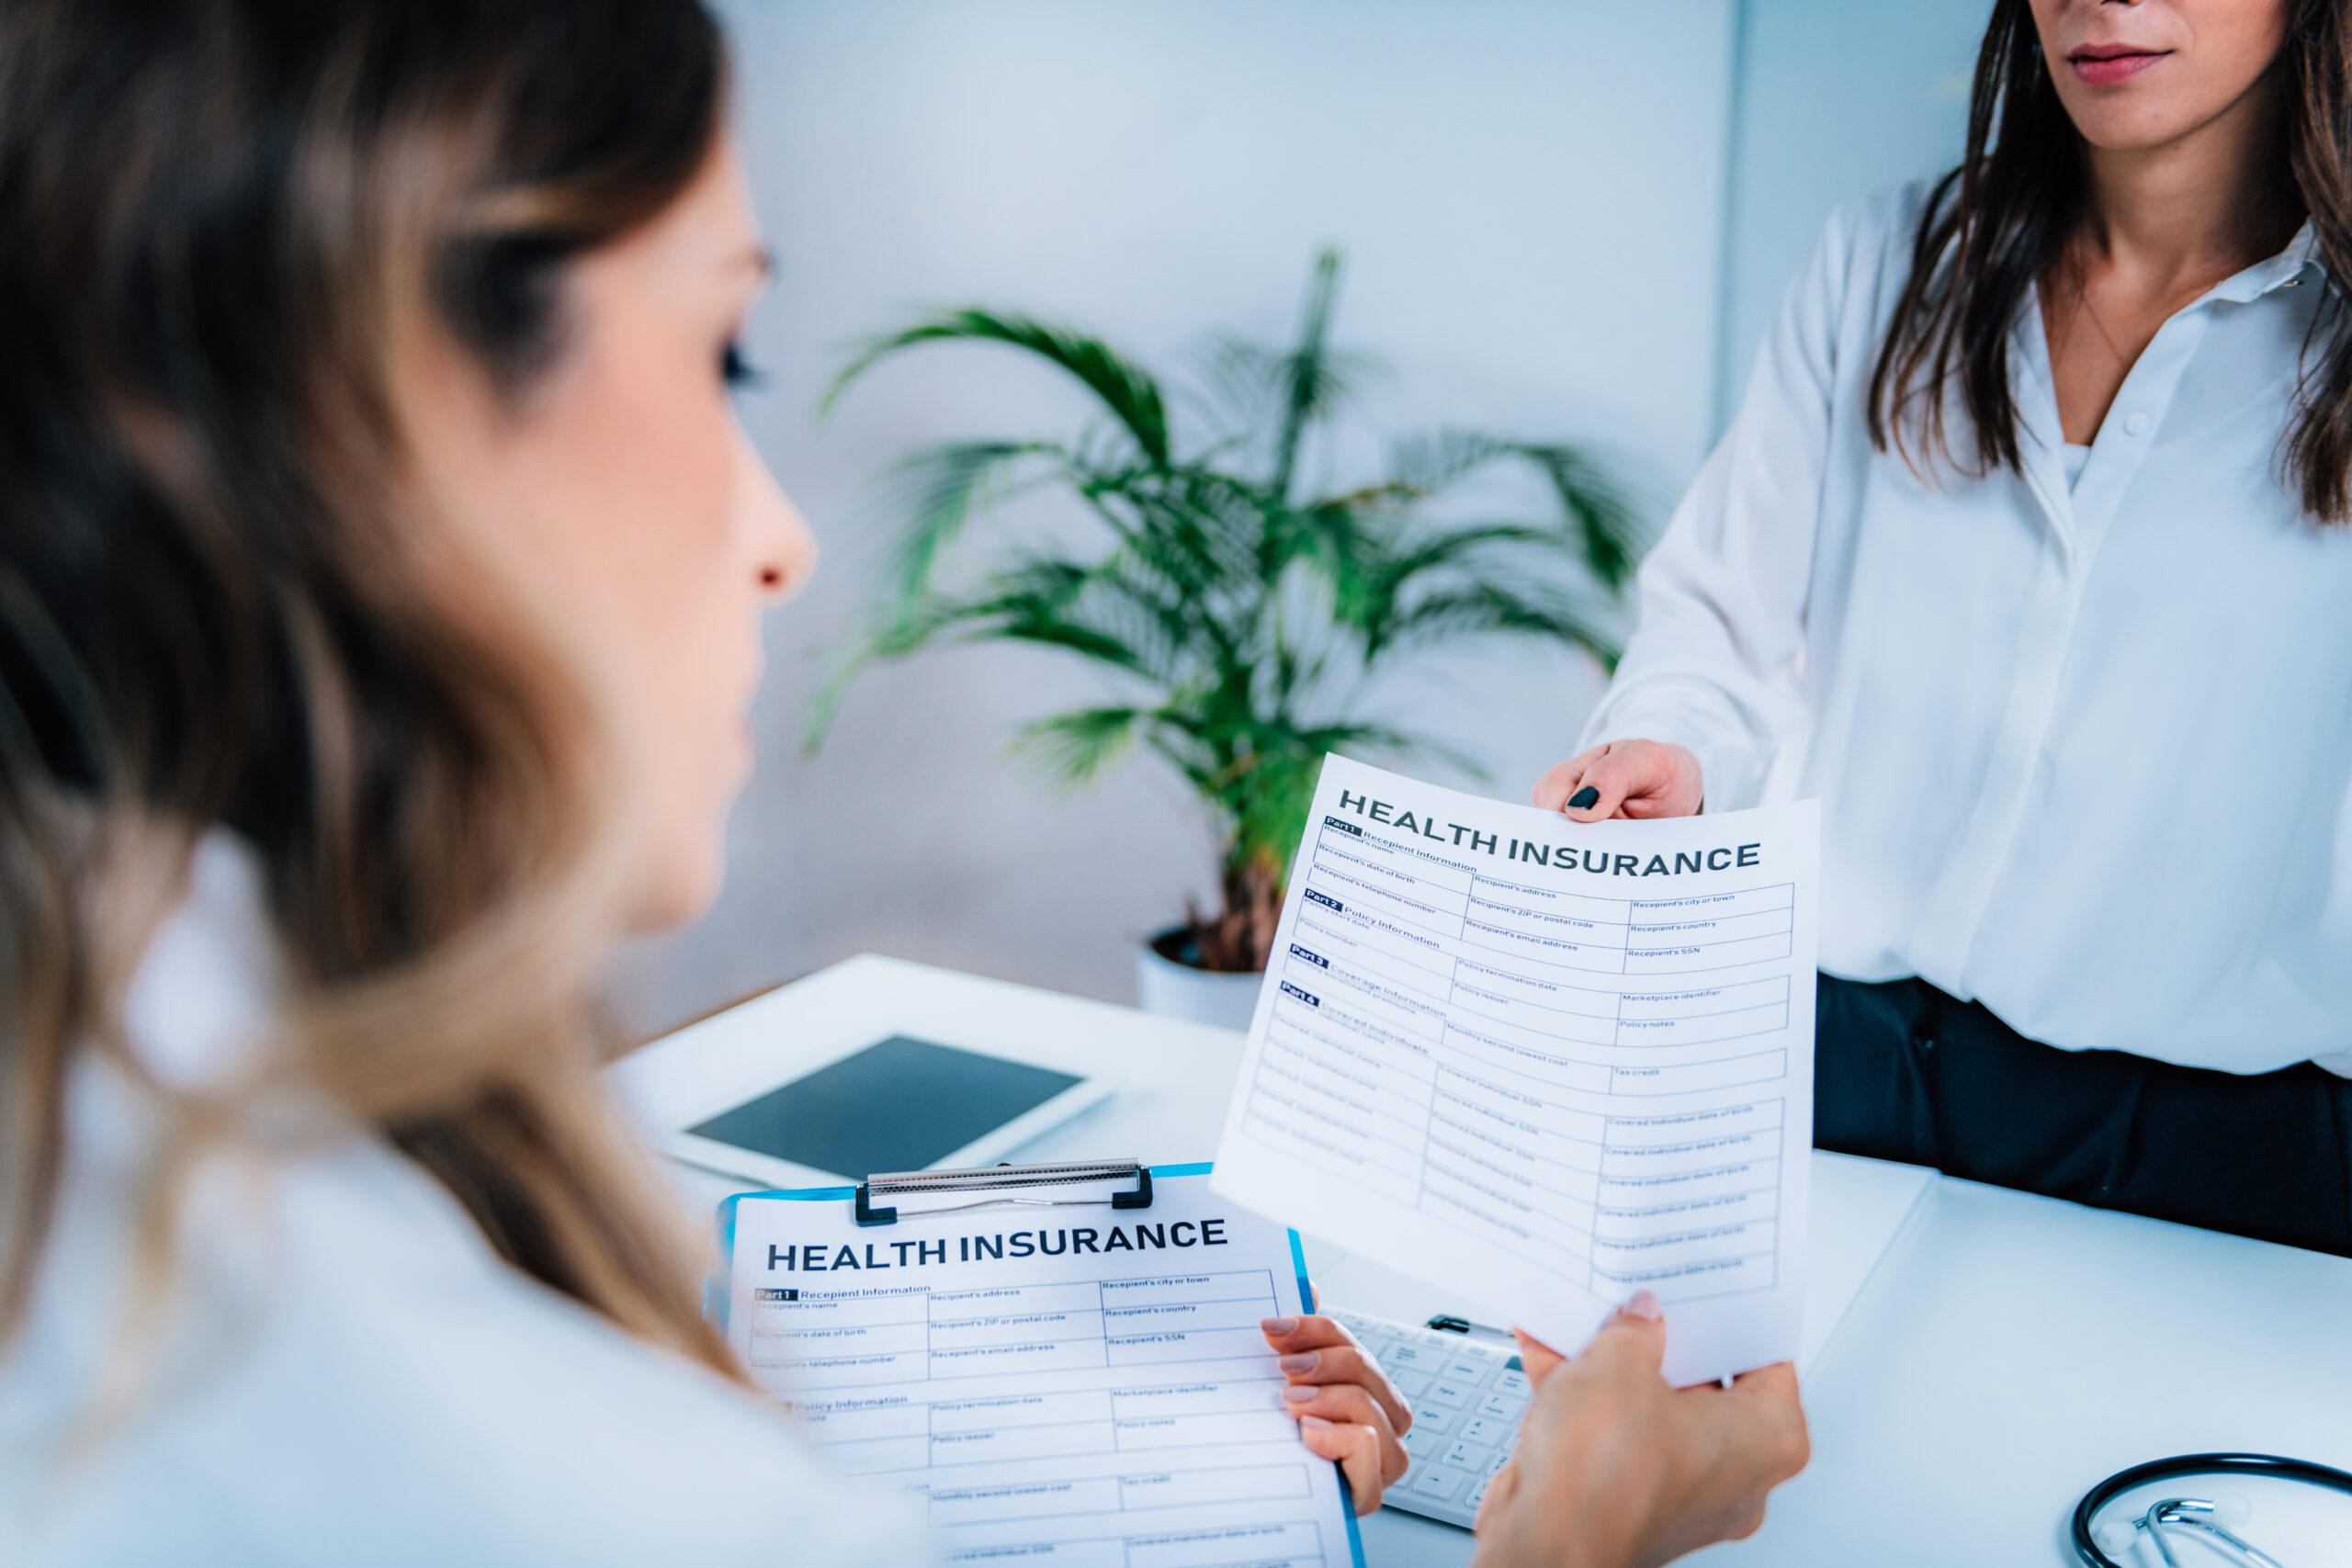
xmin=613 ymin=955 xmax=2352 ymax=1566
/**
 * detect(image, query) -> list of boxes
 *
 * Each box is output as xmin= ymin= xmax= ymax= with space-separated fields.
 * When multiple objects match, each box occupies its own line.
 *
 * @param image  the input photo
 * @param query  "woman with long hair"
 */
xmin=0 ymin=2 xmax=1804 ymax=1562
xmin=1542 ymin=0 xmax=2352 ymax=1252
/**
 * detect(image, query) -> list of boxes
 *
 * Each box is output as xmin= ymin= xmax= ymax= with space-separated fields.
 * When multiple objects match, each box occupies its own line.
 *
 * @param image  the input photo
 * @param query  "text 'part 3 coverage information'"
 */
xmin=1211 ymin=754 xmax=1821 ymax=1385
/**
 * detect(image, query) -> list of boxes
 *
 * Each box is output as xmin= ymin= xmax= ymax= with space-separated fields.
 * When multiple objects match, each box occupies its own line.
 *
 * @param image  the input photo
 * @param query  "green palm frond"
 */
xmin=810 ymin=252 xmax=1651 ymax=957
xmin=1152 ymin=466 xmax=1289 ymax=588
xmin=1193 ymin=332 xmax=1383 ymax=457
xmin=823 ymin=309 xmax=1171 ymax=468
xmin=881 ymin=440 xmax=1060 ymax=610
xmin=1271 ymin=248 xmax=1344 ymax=501
xmin=1082 ymin=470 xmax=1251 ymax=610
xmin=1509 ymin=441 xmax=1647 ymax=592
xmin=800 ymin=591 xmax=984 ymax=752
xmin=1321 ymin=522 xmax=1580 ymax=657
xmin=1377 ymin=428 xmax=1516 ymax=500
xmin=977 ymin=559 xmax=1166 ymax=679
xmin=1011 ymin=705 xmax=1146 ymax=785
xmin=1379 ymin=522 xmax=1574 ymax=581
xmin=1374 ymin=580 xmax=1622 ymax=668
xmin=1076 ymin=556 xmax=1208 ymax=680
xmin=1283 ymin=499 xmax=1387 ymax=610
xmin=806 ymin=561 xmax=1169 ymax=754
xmin=1373 ymin=430 xmax=1649 ymax=591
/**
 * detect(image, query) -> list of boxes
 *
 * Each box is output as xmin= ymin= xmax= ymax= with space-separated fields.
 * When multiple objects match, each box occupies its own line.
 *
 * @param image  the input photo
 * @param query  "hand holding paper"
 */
xmin=1211 ymin=755 xmax=1821 ymax=1385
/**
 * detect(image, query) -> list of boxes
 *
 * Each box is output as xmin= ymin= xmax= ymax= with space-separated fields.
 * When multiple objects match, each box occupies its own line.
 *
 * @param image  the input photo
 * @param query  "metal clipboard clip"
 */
xmin=854 ymin=1157 xmax=1155 ymax=1227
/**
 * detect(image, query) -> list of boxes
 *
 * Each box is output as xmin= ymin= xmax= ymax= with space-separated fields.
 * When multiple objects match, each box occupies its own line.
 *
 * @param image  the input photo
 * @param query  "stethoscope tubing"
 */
xmin=2071 ymin=1451 xmax=2352 ymax=1568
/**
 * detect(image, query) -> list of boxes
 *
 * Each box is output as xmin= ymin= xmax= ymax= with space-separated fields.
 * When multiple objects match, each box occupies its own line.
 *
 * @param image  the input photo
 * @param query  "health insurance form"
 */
xmin=718 ymin=1168 xmax=1359 ymax=1568
xmin=1213 ymin=756 xmax=1820 ymax=1386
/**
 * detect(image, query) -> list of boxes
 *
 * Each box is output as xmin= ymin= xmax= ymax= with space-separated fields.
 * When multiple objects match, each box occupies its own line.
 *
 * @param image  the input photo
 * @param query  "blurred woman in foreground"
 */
xmin=0 ymin=3 xmax=1804 ymax=1562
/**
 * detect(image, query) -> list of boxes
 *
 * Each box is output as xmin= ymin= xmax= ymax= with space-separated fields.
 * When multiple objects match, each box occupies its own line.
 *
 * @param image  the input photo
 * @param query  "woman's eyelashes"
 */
xmin=719 ymin=339 xmax=763 ymax=390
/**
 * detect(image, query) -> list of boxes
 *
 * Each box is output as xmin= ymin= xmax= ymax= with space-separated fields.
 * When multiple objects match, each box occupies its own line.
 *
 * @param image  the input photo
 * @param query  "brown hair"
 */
xmin=0 ymin=0 xmax=738 ymax=1375
xmin=1867 ymin=0 xmax=2352 ymax=523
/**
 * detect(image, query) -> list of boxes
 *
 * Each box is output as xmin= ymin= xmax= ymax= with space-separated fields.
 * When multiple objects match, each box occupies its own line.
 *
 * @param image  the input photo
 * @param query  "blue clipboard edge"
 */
xmin=707 ymin=1159 xmax=1368 ymax=1568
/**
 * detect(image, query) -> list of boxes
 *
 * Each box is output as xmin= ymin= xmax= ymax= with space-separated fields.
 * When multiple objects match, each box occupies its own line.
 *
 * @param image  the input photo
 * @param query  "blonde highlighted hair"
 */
xmin=0 ymin=0 xmax=738 ymax=1376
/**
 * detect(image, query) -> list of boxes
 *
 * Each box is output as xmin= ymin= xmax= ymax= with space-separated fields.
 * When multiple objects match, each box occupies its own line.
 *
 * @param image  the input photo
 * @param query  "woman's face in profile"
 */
xmin=2030 ymin=0 xmax=2289 ymax=150
xmin=436 ymin=132 xmax=808 ymax=930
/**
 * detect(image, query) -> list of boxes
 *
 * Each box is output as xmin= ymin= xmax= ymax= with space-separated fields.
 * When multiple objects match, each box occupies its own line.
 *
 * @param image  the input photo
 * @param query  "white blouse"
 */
xmin=0 ymin=838 xmax=933 ymax=1566
xmin=1581 ymin=176 xmax=2352 ymax=1075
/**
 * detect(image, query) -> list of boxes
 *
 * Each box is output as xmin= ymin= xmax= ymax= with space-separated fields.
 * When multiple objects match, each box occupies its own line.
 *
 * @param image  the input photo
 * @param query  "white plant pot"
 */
xmin=1134 ymin=928 xmax=1264 ymax=1032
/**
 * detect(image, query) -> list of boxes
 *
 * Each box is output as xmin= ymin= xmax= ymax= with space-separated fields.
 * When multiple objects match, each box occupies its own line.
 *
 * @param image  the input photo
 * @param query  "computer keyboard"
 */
xmin=1329 ymin=1306 xmax=1530 ymax=1529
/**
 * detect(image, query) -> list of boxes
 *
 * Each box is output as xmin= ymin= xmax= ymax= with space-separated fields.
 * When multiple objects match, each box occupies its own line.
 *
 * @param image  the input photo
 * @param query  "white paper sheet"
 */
xmin=1211 ymin=756 xmax=1820 ymax=1385
xmin=719 ymin=1169 xmax=1360 ymax=1566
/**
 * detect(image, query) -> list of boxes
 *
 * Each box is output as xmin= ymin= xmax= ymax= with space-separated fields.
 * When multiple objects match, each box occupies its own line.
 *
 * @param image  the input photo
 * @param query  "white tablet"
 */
xmin=662 ymin=1032 xmax=1115 ymax=1190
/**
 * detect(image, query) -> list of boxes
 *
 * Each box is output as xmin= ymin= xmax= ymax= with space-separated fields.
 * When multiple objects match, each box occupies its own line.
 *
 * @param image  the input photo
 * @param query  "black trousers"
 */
xmin=1814 ymin=974 xmax=2352 ymax=1257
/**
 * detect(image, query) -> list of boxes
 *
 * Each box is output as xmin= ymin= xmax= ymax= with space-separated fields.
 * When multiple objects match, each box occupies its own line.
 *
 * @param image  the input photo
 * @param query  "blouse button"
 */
xmin=2124 ymin=412 xmax=2151 ymax=436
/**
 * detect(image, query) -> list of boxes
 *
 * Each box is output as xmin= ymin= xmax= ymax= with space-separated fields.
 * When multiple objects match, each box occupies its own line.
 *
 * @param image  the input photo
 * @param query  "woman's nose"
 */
xmin=738 ymin=428 xmax=815 ymax=601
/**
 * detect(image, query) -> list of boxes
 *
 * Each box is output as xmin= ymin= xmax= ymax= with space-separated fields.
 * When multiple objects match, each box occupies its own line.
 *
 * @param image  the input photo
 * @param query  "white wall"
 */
xmin=1710 ymin=0 xmax=1984 ymax=436
xmin=616 ymin=0 xmax=1742 ymax=1030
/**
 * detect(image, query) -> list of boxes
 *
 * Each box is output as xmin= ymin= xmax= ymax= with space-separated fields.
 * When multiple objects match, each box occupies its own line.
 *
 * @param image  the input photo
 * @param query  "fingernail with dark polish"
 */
xmin=1568 ymin=785 xmax=1600 ymax=810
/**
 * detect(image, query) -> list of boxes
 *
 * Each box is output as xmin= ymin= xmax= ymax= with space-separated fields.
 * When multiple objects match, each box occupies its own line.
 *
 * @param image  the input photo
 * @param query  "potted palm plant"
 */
xmin=809 ymin=251 xmax=1641 ymax=1027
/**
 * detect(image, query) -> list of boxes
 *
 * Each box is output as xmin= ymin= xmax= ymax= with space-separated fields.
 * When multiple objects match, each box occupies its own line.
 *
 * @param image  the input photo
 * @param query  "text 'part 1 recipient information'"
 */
xmin=1211 ymin=754 xmax=1820 ymax=1386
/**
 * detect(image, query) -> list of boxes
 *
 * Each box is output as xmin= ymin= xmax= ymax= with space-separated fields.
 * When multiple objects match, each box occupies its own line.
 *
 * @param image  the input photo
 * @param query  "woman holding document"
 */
xmin=0 ymin=1 xmax=1802 ymax=1562
xmin=1543 ymin=0 xmax=2352 ymax=1253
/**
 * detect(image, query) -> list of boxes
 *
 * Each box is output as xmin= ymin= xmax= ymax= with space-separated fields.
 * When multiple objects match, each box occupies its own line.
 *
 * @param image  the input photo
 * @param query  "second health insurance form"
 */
xmin=1214 ymin=755 xmax=1821 ymax=1384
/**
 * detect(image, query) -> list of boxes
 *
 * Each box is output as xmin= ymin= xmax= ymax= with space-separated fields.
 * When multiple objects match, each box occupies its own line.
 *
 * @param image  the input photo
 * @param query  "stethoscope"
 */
xmin=2071 ymin=1453 xmax=2352 ymax=1567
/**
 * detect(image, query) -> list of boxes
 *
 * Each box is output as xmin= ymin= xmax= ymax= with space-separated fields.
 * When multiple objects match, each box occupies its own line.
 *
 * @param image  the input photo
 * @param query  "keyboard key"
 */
xmin=1317 ymin=1311 xmax=1538 ymax=1528
xmin=1443 ymin=1440 xmax=1496 ymax=1472
xmin=1409 ymin=1465 xmax=1468 ymax=1503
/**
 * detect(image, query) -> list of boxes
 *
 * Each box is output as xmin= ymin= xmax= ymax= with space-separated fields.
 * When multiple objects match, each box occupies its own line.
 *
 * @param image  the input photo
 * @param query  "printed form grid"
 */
xmin=1238 ymin=812 xmax=1798 ymax=1304
xmin=752 ymin=1269 xmax=1341 ymax=1563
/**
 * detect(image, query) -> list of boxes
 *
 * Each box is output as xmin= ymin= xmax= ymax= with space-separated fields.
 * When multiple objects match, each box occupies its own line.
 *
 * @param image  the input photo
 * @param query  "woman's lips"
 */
xmin=2069 ymin=49 xmax=2166 ymax=86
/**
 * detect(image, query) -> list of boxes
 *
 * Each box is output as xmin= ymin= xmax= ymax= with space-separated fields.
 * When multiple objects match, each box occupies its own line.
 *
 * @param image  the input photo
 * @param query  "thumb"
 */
xmin=1297 ymin=1415 xmax=1385 ymax=1515
xmin=1510 ymin=1328 xmax=1566 ymax=1384
xmin=1562 ymin=745 xmax=1670 ymax=822
xmin=1514 ymin=1291 xmax=1664 ymax=1384
xmin=1579 ymin=1291 xmax=1668 ymax=1374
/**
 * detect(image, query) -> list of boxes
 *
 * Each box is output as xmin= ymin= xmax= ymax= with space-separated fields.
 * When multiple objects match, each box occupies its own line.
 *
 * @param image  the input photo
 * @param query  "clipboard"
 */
xmin=711 ymin=1159 xmax=1367 ymax=1568
xmin=854 ymin=1156 xmax=1155 ymax=1226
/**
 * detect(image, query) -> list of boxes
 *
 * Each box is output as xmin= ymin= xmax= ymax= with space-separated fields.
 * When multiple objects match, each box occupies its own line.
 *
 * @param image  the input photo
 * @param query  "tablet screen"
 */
xmin=684 ymin=1035 xmax=1084 ymax=1178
